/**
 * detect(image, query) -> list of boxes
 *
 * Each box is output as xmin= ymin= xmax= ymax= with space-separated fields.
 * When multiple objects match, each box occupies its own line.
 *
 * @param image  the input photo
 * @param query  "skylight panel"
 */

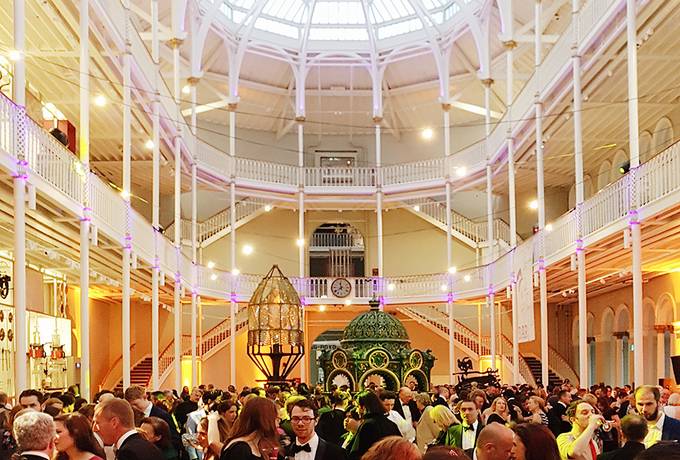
xmin=262 ymin=0 xmax=307 ymax=22
xmin=229 ymin=0 xmax=255 ymax=8
xmin=444 ymin=2 xmax=461 ymax=20
xmin=422 ymin=0 xmax=448 ymax=8
xmin=255 ymin=17 xmax=299 ymax=38
xmin=371 ymin=0 xmax=414 ymax=22
xmin=312 ymin=2 xmax=365 ymax=25
xmin=308 ymin=27 xmax=368 ymax=40
xmin=377 ymin=18 xmax=422 ymax=39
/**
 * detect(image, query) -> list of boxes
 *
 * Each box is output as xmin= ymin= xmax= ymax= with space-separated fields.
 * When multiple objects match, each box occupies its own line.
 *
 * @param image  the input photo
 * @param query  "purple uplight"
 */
xmin=16 ymin=159 xmax=28 ymax=167
xmin=230 ymin=293 xmax=238 ymax=303
xmin=447 ymin=292 xmax=454 ymax=302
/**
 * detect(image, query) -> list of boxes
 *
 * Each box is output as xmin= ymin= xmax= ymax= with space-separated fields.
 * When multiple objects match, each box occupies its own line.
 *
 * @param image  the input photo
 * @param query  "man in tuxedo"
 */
xmin=394 ymin=387 xmax=420 ymax=427
xmin=549 ymin=390 xmax=573 ymax=436
xmin=475 ymin=423 xmax=514 ymax=460
xmin=316 ymin=390 xmax=350 ymax=446
xmin=445 ymin=399 xmax=484 ymax=458
xmin=93 ymin=398 xmax=165 ymax=460
xmin=287 ymin=399 xmax=347 ymax=460
xmin=124 ymin=385 xmax=180 ymax=447
xmin=635 ymin=385 xmax=680 ymax=447
xmin=597 ymin=414 xmax=647 ymax=460
xmin=12 ymin=411 xmax=55 ymax=460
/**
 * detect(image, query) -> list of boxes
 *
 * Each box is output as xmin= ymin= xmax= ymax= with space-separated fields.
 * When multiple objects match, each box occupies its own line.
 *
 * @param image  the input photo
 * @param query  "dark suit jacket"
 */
xmin=394 ymin=399 xmax=421 ymax=423
xmin=548 ymin=402 xmax=571 ymax=436
xmin=149 ymin=404 xmax=181 ymax=447
xmin=596 ymin=441 xmax=645 ymax=460
xmin=117 ymin=432 xmax=165 ymax=460
xmin=287 ymin=437 xmax=348 ymax=460
xmin=17 ymin=455 xmax=52 ymax=460
xmin=348 ymin=413 xmax=401 ymax=460
xmin=663 ymin=414 xmax=680 ymax=441
xmin=316 ymin=408 xmax=348 ymax=446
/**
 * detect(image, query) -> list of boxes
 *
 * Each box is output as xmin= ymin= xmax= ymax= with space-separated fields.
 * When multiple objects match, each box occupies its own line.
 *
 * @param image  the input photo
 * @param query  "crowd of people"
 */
xmin=0 ymin=379 xmax=680 ymax=460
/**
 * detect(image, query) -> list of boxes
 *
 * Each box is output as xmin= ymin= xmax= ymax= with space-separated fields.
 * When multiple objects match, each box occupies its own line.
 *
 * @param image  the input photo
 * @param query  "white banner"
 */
xmin=515 ymin=245 xmax=535 ymax=343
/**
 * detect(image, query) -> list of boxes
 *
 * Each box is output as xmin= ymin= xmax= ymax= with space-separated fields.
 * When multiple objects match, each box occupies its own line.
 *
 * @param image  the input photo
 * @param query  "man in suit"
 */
xmin=287 ymin=398 xmax=347 ymax=460
xmin=475 ymin=423 xmax=514 ymax=460
xmin=635 ymin=385 xmax=680 ymax=446
xmin=549 ymin=390 xmax=573 ymax=436
xmin=316 ymin=390 xmax=350 ymax=446
xmin=93 ymin=398 xmax=165 ymax=460
xmin=597 ymin=414 xmax=647 ymax=460
xmin=445 ymin=399 xmax=484 ymax=458
xmin=124 ymin=385 xmax=180 ymax=447
xmin=394 ymin=387 xmax=421 ymax=427
xmin=12 ymin=411 xmax=55 ymax=460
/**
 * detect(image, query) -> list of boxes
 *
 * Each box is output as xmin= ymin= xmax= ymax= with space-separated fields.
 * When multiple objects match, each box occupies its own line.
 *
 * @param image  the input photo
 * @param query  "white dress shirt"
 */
xmin=400 ymin=400 xmax=413 ymax=425
xmin=462 ymin=420 xmax=479 ymax=450
xmin=644 ymin=412 xmax=665 ymax=448
xmin=387 ymin=410 xmax=416 ymax=442
xmin=293 ymin=433 xmax=319 ymax=460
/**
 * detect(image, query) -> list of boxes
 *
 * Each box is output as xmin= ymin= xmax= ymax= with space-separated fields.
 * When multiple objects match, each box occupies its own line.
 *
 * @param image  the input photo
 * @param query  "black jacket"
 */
xmin=597 ymin=441 xmax=645 ymax=460
xmin=348 ymin=413 xmax=401 ymax=460
xmin=117 ymin=432 xmax=166 ymax=460
xmin=548 ymin=401 xmax=571 ymax=436
xmin=662 ymin=414 xmax=680 ymax=441
xmin=150 ymin=404 xmax=181 ymax=447
xmin=394 ymin=399 xmax=421 ymax=423
xmin=316 ymin=408 xmax=348 ymax=446
xmin=286 ymin=437 xmax=348 ymax=460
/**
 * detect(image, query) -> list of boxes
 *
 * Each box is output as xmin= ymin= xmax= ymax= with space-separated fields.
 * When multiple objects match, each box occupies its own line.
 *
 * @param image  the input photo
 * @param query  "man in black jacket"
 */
xmin=394 ymin=387 xmax=421 ymax=426
xmin=124 ymin=385 xmax=180 ymax=447
xmin=549 ymin=390 xmax=573 ymax=436
xmin=287 ymin=399 xmax=348 ymax=460
xmin=349 ymin=391 xmax=401 ymax=460
xmin=635 ymin=385 xmax=680 ymax=446
xmin=94 ymin=398 xmax=165 ymax=460
xmin=316 ymin=390 xmax=350 ymax=446
xmin=597 ymin=414 xmax=647 ymax=460
xmin=13 ymin=411 xmax=56 ymax=460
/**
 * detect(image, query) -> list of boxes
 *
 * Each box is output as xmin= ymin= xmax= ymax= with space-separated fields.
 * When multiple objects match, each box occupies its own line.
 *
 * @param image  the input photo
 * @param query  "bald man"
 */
xmin=476 ymin=423 xmax=514 ymax=460
xmin=394 ymin=387 xmax=421 ymax=427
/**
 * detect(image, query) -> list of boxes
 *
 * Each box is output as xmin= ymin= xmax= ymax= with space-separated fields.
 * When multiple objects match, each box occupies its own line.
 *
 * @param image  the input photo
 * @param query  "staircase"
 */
xmin=165 ymin=197 xmax=270 ymax=248
xmin=405 ymin=198 xmax=520 ymax=249
xmin=114 ymin=356 xmax=153 ymax=392
xmin=523 ymin=356 xmax=563 ymax=387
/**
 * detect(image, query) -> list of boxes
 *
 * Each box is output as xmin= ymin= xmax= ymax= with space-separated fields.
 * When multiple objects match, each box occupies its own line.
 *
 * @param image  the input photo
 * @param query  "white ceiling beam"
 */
xmin=514 ymin=0 xmax=568 ymax=36
xmin=514 ymin=34 xmax=559 ymax=44
xmin=130 ymin=3 xmax=173 ymax=35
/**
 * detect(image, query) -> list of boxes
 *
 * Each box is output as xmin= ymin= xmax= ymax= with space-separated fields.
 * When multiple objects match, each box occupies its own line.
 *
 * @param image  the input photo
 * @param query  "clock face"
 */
xmin=330 ymin=278 xmax=352 ymax=298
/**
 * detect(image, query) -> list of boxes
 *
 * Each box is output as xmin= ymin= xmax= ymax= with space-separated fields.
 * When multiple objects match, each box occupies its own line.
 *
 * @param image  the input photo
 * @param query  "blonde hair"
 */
xmin=528 ymin=396 xmax=546 ymax=412
xmin=491 ymin=397 xmax=509 ymax=415
xmin=430 ymin=404 xmax=457 ymax=430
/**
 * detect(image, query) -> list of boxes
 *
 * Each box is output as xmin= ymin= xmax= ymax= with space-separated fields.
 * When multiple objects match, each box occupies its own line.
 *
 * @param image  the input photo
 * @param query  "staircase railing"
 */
xmin=398 ymin=306 xmax=536 ymax=386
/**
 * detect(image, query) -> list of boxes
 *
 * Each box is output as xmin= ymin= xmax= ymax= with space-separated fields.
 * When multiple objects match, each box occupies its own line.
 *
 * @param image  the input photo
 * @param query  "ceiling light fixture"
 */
xmin=264 ymin=204 xmax=272 ymax=212
xmin=296 ymin=238 xmax=305 ymax=247
xmin=8 ymin=50 xmax=22 ymax=61
xmin=207 ymin=261 xmax=215 ymax=269
xmin=440 ymin=284 xmax=448 ymax=292
xmin=448 ymin=266 xmax=457 ymax=274
xmin=182 ymin=85 xmax=191 ymax=95
xmin=529 ymin=200 xmax=538 ymax=210
xmin=455 ymin=166 xmax=467 ymax=178
xmin=421 ymin=128 xmax=434 ymax=140
xmin=145 ymin=140 xmax=154 ymax=150
xmin=387 ymin=283 xmax=396 ymax=291
xmin=231 ymin=268 xmax=240 ymax=276
xmin=464 ymin=274 xmax=471 ymax=282
xmin=210 ymin=273 xmax=217 ymax=281
xmin=319 ymin=304 xmax=326 ymax=312
xmin=242 ymin=244 xmax=254 ymax=256
xmin=94 ymin=95 xmax=107 ymax=107
xmin=413 ymin=205 xmax=420 ymax=212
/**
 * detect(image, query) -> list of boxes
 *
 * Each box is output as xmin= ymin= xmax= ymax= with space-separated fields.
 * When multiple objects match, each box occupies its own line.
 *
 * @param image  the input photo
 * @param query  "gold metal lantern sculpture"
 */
xmin=247 ymin=265 xmax=304 ymax=384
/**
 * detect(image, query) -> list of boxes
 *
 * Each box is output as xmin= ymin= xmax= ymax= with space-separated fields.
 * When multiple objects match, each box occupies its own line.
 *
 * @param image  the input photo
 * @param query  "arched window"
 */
xmin=600 ymin=308 xmax=615 ymax=385
xmin=653 ymin=117 xmax=673 ymax=157
xmin=597 ymin=160 xmax=611 ymax=191
xmin=640 ymin=131 xmax=652 ymax=163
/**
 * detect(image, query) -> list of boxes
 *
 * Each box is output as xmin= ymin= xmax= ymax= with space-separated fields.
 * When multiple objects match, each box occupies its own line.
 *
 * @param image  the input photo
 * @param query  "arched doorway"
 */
xmin=310 ymin=330 xmax=343 ymax=386
xmin=309 ymin=223 xmax=365 ymax=277
xmin=600 ymin=308 xmax=615 ymax=385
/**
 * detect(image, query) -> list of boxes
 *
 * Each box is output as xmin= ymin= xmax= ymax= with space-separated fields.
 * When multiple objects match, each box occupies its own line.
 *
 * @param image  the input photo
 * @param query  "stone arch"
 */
xmin=601 ymin=308 xmax=615 ymax=336
xmin=653 ymin=117 xmax=673 ymax=156
xmin=615 ymin=304 xmax=631 ymax=331
xmin=599 ymin=307 xmax=615 ymax=385
xmin=640 ymin=130 xmax=653 ymax=163
xmin=657 ymin=292 xmax=676 ymax=324
xmin=587 ymin=312 xmax=595 ymax=337
xmin=597 ymin=160 xmax=612 ymax=191
xmin=403 ymin=369 xmax=429 ymax=393
xmin=610 ymin=150 xmax=628 ymax=183
xmin=643 ymin=297 xmax=657 ymax=383
xmin=568 ymin=175 xmax=594 ymax=209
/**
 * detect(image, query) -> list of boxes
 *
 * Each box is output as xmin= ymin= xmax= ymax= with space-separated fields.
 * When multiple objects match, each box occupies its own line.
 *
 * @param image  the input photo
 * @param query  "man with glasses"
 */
xmin=287 ymin=399 xmax=347 ymax=460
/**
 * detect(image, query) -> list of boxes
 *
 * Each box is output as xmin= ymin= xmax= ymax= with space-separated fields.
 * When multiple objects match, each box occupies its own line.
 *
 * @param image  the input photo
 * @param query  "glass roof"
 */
xmin=217 ymin=0 xmax=479 ymax=48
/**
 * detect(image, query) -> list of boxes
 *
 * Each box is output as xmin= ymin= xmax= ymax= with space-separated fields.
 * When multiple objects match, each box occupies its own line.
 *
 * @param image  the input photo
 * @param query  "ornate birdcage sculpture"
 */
xmin=247 ymin=265 xmax=304 ymax=385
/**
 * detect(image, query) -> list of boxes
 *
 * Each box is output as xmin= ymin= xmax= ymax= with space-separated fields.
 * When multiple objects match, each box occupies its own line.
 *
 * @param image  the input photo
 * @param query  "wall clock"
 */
xmin=330 ymin=278 xmax=352 ymax=298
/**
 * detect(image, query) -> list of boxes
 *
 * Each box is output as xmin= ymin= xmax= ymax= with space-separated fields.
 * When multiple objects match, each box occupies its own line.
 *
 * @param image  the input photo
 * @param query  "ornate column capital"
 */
xmin=295 ymin=115 xmax=306 ymax=122
xmin=441 ymin=103 xmax=451 ymax=112
xmin=167 ymin=38 xmax=184 ymax=49
xmin=654 ymin=324 xmax=673 ymax=333
xmin=372 ymin=116 xmax=383 ymax=124
xmin=187 ymin=76 xmax=200 ymax=86
xmin=613 ymin=331 xmax=630 ymax=339
xmin=228 ymin=102 xmax=238 ymax=112
xmin=481 ymin=78 xmax=495 ymax=87
xmin=502 ymin=40 xmax=518 ymax=50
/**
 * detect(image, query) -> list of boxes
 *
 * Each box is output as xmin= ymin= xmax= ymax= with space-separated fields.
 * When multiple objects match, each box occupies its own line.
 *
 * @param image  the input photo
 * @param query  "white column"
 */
xmin=504 ymin=34 xmax=520 ymax=384
xmin=79 ymin=0 xmax=91 ymax=401
xmin=297 ymin=120 xmax=305 ymax=381
xmin=122 ymin=1 xmax=132 ymax=388
xmin=656 ymin=326 xmax=666 ymax=381
xmin=150 ymin=0 xmax=161 ymax=390
xmin=626 ymin=0 xmax=643 ymax=387
xmin=375 ymin=123 xmax=383 ymax=278
xmin=13 ymin=171 xmax=27 ymax=395
xmin=171 ymin=35 xmax=183 ymax=392
xmin=190 ymin=77 xmax=198 ymax=388
xmin=229 ymin=104 xmax=237 ymax=385
xmin=483 ymin=78 xmax=496 ymax=370
xmin=534 ymin=0 xmax=549 ymax=386
xmin=444 ymin=102 xmax=455 ymax=383
xmin=572 ymin=0 xmax=588 ymax=389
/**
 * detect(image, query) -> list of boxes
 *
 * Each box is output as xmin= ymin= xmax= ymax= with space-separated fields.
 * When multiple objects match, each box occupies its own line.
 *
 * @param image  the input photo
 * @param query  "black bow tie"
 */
xmin=463 ymin=424 xmax=475 ymax=431
xmin=291 ymin=443 xmax=312 ymax=454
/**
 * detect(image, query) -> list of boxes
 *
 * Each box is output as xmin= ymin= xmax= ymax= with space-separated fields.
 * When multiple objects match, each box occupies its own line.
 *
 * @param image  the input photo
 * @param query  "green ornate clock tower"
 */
xmin=319 ymin=299 xmax=435 ymax=391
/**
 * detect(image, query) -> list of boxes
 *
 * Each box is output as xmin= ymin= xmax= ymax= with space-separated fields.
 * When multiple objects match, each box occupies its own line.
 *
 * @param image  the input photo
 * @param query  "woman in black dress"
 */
xmin=220 ymin=397 xmax=281 ymax=460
